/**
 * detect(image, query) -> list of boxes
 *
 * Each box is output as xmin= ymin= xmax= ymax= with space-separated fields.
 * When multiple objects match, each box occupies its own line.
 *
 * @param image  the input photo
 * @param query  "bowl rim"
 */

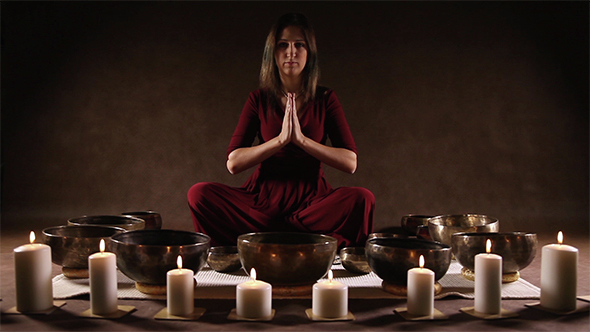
xmin=366 ymin=236 xmax=451 ymax=250
xmin=451 ymin=231 xmax=536 ymax=238
xmin=237 ymin=231 xmax=337 ymax=246
xmin=67 ymin=214 xmax=146 ymax=225
xmin=427 ymin=213 xmax=499 ymax=226
xmin=42 ymin=225 xmax=127 ymax=237
xmin=120 ymin=211 xmax=161 ymax=216
xmin=110 ymin=229 xmax=211 ymax=247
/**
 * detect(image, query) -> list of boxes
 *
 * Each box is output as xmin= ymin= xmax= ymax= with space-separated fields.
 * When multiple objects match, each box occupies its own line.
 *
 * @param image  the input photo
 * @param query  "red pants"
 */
xmin=187 ymin=182 xmax=374 ymax=249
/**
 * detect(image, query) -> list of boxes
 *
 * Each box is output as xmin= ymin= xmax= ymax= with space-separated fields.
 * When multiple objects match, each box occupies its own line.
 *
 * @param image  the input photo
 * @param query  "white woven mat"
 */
xmin=52 ymin=261 xmax=540 ymax=300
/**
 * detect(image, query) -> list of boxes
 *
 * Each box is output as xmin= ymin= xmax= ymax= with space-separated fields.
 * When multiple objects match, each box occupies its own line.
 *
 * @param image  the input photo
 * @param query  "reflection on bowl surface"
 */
xmin=110 ymin=230 xmax=210 ymax=285
xmin=208 ymin=246 xmax=241 ymax=273
xmin=68 ymin=215 xmax=145 ymax=231
xmin=43 ymin=225 xmax=126 ymax=268
xmin=238 ymin=232 xmax=337 ymax=286
xmin=451 ymin=232 xmax=537 ymax=273
xmin=428 ymin=214 xmax=499 ymax=246
xmin=365 ymin=237 xmax=452 ymax=285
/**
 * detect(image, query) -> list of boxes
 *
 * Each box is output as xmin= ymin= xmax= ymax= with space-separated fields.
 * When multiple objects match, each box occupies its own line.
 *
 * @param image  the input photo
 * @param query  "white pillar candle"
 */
xmin=407 ymin=255 xmax=434 ymax=316
xmin=312 ymin=270 xmax=348 ymax=318
xmin=236 ymin=268 xmax=272 ymax=319
xmin=88 ymin=239 xmax=118 ymax=315
xmin=13 ymin=231 xmax=54 ymax=313
xmin=167 ymin=255 xmax=194 ymax=316
xmin=474 ymin=239 xmax=502 ymax=314
xmin=540 ymin=231 xmax=578 ymax=311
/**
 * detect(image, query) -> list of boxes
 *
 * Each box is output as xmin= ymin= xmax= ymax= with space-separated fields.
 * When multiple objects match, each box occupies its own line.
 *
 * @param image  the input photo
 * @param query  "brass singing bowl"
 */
xmin=110 ymin=230 xmax=210 ymax=285
xmin=401 ymin=215 xmax=433 ymax=235
xmin=238 ymin=232 xmax=337 ymax=286
xmin=427 ymin=214 xmax=499 ymax=246
xmin=451 ymin=232 xmax=537 ymax=273
xmin=68 ymin=215 xmax=145 ymax=231
xmin=365 ymin=237 xmax=452 ymax=285
xmin=207 ymin=246 xmax=241 ymax=273
xmin=43 ymin=225 xmax=126 ymax=269
xmin=340 ymin=247 xmax=372 ymax=275
xmin=121 ymin=211 xmax=162 ymax=230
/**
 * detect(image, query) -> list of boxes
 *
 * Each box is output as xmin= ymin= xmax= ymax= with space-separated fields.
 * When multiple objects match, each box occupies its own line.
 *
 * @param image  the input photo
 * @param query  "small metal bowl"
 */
xmin=427 ymin=214 xmax=499 ymax=246
xmin=68 ymin=215 xmax=145 ymax=231
xmin=238 ymin=232 xmax=337 ymax=286
xmin=110 ymin=229 xmax=210 ymax=285
xmin=43 ymin=225 xmax=126 ymax=269
xmin=451 ymin=232 xmax=538 ymax=273
xmin=121 ymin=211 xmax=162 ymax=230
xmin=340 ymin=247 xmax=371 ymax=274
xmin=401 ymin=215 xmax=433 ymax=235
xmin=365 ymin=237 xmax=452 ymax=285
xmin=207 ymin=246 xmax=241 ymax=273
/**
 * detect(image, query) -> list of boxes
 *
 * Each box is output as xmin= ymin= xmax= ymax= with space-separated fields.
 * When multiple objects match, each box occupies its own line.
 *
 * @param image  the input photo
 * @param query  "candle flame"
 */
xmin=557 ymin=231 xmax=563 ymax=244
xmin=419 ymin=255 xmax=425 ymax=268
xmin=29 ymin=231 xmax=36 ymax=244
xmin=486 ymin=239 xmax=492 ymax=253
xmin=177 ymin=255 xmax=183 ymax=269
xmin=250 ymin=268 xmax=257 ymax=281
xmin=328 ymin=269 xmax=333 ymax=282
xmin=99 ymin=239 xmax=105 ymax=253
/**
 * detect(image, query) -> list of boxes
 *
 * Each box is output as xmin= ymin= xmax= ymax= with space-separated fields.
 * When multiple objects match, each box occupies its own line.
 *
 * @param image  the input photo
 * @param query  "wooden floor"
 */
xmin=1 ymin=228 xmax=588 ymax=331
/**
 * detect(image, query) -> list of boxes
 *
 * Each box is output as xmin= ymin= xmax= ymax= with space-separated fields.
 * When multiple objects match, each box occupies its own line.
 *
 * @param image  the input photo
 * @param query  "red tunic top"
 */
xmin=226 ymin=87 xmax=357 ymax=218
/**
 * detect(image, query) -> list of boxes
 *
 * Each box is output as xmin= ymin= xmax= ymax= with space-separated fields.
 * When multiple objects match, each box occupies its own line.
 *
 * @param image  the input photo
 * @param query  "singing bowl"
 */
xmin=428 ymin=214 xmax=499 ymax=246
xmin=207 ymin=246 xmax=241 ymax=273
xmin=237 ymin=232 xmax=337 ymax=286
xmin=451 ymin=232 xmax=538 ymax=273
xmin=43 ymin=225 xmax=126 ymax=268
xmin=340 ymin=247 xmax=371 ymax=274
xmin=121 ymin=211 xmax=162 ymax=230
xmin=401 ymin=215 xmax=433 ymax=235
xmin=367 ymin=232 xmax=408 ymax=241
xmin=365 ymin=237 xmax=452 ymax=285
xmin=68 ymin=215 xmax=145 ymax=231
xmin=110 ymin=230 xmax=210 ymax=285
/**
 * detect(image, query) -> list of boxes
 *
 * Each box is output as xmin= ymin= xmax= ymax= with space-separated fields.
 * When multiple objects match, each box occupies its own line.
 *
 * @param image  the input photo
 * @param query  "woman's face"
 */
xmin=275 ymin=25 xmax=308 ymax=80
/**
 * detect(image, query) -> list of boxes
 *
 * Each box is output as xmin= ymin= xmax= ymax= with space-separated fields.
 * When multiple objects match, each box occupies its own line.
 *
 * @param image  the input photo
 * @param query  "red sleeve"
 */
xmin=226 ymin=91 xmax=261 ymax=158
xmin=324 ymin=90 xmax=357 ymax=154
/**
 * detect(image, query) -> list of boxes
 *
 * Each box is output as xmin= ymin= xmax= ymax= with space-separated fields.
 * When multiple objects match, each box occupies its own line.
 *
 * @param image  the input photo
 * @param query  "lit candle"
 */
xmin=312 ymin=270 xmax=348 ymax=318
xmin=13 ymin=231 xmax=54 ymax=312
xmin=540 ymin=231 xmax=578 ymax=311
xmin=474 ymin=239 xmax=502 ymax=314
xmin=167 ymin=255 xmax=194 ymax=316
xmin=88 ymin=239 xmax=118 ymax=315
xmin=407 ymin=255 xmax=434 ymax=316
xmin=236 ymin=268 xmax=272 ymax=319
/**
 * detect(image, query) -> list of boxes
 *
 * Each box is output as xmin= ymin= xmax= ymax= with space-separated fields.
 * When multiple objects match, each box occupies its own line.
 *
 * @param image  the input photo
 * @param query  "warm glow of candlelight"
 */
xmin=328 ymin=269 xmax=334 ymax=282
xmin=486 ymin=239 xmax=492 ymax=253
xmin=99 ymin=239 xmax=105 ymax=253
xmin=557 ymin=231 xmax=563 ymax=245
xmin=250 ymin=268 xmax=257 ymax=281
xmin=177 ymin=255 xmax=183 ymax=269
xmin=419 ymin=255 xmax=425 ymax=268
xmin=29 ymin=231 xmax=36 ymax=244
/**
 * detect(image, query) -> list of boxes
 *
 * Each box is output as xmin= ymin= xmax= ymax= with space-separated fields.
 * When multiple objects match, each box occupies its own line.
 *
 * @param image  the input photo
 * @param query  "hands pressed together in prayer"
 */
xmin=278 ymin=93 xmax=306 ymax=147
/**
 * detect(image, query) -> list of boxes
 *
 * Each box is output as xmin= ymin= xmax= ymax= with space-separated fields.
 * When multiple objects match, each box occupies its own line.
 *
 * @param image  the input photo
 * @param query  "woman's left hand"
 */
xmin=290 ymin=93 xmax=306 ymax=146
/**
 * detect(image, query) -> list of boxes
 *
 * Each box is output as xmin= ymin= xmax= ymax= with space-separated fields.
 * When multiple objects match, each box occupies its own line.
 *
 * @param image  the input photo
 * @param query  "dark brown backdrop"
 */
xmin=2 ymin=1 xmax=588 ymax=236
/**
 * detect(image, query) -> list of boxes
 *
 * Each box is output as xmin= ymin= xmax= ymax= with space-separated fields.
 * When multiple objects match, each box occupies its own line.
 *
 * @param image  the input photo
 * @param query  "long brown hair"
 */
xmin=259 ymin=13 xmax=320 ymax=105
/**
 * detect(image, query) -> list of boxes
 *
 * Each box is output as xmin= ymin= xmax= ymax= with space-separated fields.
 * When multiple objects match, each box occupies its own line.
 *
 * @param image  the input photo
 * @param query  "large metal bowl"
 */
xmin=43 ymin=225 xmax=126 ymax=268
xmin=451 ymin=232 xmax=537 ymax=273
xmin=237 ymin=232 xmax=337 ymax=286
xmin=68 ymin=215 xmax=145 ymax=231
xmin=110 ymin=230 xmax=210 ymax=285
xmin=401 ymin=215 xmax=433 ymax=235
xmin=121 ymin=211 xmax=162 ymax=230
xmin=427 ymin=214 xmax=499 ymax=246
xmin=365 ymin=237 xmax=452 ymax=285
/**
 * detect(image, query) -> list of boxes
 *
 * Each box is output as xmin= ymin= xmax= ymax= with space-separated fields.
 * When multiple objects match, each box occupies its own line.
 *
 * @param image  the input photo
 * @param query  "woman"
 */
xmin=188 ymin=13 xmax=374 ymax=249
